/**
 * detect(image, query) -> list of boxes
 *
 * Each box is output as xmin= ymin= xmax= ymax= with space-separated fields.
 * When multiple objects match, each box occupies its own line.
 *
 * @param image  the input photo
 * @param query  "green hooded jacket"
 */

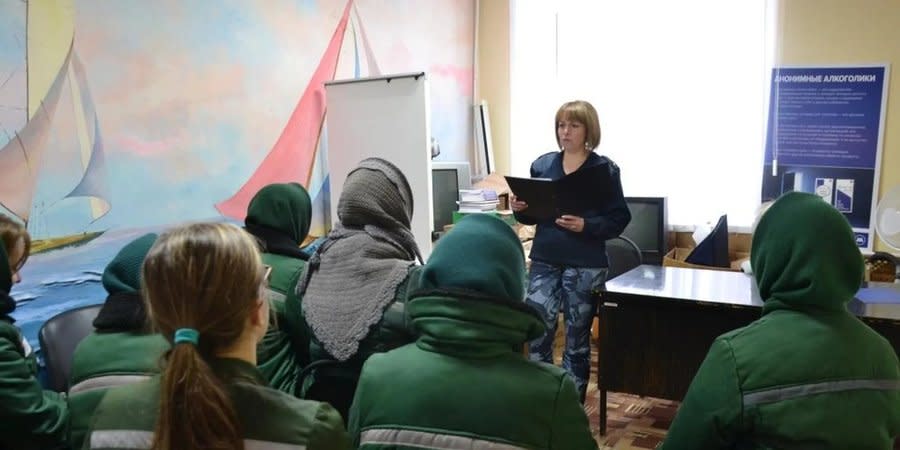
xmin=661 ymin=192 xmax=900 ymax=450
xmin=0 ymin=238 xmax=69 ymax=450
xmin=68 ymin=233 xmax=169 ymax=450
xmin=83 ymin=358 xmax=351 ymax=450
xmin=348 ymin=215 xmax=598 ymax=450
xmin=245 ymin=182 xmax=312 ymax=394
xmin=295 ymin=265 xmax=422 ymax=420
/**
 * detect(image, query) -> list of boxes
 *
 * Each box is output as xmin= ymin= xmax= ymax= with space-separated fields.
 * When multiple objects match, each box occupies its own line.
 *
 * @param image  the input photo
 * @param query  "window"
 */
xmin=511 ymin=0 xmax=774 ymax=228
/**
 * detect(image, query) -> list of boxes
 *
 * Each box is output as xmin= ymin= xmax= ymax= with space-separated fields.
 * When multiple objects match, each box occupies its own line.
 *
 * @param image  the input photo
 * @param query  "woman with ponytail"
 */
xmin=84 ymin=222 xmax=350 ymax=450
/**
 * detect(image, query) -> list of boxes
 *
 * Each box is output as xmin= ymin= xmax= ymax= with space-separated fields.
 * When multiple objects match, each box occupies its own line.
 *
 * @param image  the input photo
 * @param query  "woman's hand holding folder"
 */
xmin=511 ymin=194 xmax=584 ymax=232
xmin=555 ymin=215 xmax=585 ymax=233
xmin=510 ymin=194 xmax=529 ymax=212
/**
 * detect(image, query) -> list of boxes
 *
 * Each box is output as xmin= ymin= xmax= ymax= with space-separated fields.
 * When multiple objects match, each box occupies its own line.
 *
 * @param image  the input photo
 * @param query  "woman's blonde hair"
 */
xmin=555 ymin=100 xmax=602 ymax=151
xmin=141 ymin=222 xmax=265 ymax=450
xmin=0 ymin=214 xmax=30 ymax=271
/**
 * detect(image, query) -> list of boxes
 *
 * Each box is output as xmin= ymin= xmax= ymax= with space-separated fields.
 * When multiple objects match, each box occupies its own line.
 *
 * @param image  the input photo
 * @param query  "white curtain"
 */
xmin=510 ymin=0 xmax=774 ymax=228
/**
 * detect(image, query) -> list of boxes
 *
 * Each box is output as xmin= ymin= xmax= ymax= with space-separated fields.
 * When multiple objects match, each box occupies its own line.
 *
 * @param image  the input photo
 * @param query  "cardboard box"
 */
xmin=664 ymin=231 xmax=751 ymax=272
xmin=663 ymin=248 xmax=745 ymax=272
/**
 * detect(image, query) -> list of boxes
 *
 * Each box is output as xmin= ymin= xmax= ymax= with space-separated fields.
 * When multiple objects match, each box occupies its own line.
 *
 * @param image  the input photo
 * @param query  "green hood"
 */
xmin=409 ymin=215 xmax=543 ymax=356
xmin=102 ymin=233 xmax=158 ymax=295
xmin=245 ymin=182 xmax=312 ymax=245
xmin=751 ymin=192 xmax=863 ymax=314
xmin=419 ymin=214 xmax=526 ymax=301
xmin=0 ymin=242 xmax=10 ymax=294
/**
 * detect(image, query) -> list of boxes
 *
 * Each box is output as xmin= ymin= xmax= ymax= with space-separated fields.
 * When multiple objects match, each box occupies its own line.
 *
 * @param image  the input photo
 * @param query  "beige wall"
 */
xmin=479 ymin=0 xmax=899 ymax=250
xmin=776 ymin=0 xmax=900 ymax=252
xmin=475 ymin=0 xmax=511 ymax=176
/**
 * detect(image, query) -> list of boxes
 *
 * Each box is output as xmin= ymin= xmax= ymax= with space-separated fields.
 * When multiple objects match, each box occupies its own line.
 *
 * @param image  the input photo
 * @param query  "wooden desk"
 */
xmin=597 ymin=265 xmax=900 ymax=435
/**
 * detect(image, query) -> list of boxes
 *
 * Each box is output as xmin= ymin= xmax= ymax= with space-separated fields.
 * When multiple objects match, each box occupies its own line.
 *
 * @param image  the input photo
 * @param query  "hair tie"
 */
xmin=174 ymin=328 xmax=199 ymax=345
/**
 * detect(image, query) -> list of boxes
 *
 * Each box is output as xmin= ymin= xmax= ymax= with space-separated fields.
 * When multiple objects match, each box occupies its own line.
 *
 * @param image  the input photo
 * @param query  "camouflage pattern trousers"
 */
xmin=526 ymin=260 xmax=607 ymax=400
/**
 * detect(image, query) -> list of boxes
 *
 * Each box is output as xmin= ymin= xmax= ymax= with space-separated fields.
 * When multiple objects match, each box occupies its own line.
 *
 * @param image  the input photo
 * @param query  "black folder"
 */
xmin=505 ymin=163 xmax=612 ymax=221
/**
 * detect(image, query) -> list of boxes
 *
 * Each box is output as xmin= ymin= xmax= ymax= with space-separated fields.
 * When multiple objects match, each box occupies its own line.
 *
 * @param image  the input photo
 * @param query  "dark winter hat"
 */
xmin=102 ymin=233 xmax=159 ymax=295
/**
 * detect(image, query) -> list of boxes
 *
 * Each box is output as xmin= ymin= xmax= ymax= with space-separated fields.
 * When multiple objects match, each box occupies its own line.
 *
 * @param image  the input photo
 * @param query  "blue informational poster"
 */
xmin=762 ymin=65 xmax=890 ymax=251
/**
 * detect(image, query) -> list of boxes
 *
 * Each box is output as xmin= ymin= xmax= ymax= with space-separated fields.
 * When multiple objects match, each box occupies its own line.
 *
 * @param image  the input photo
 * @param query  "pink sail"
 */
xmin=215 ymin=0 xmax=354 ymax=220
xmin=353 ymin=4 xmax=381 ymax=76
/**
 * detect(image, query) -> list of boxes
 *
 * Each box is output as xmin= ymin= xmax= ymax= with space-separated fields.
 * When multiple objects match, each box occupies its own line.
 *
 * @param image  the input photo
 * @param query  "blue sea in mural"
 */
xmin=9 ymin=225 xmax=168 ymax=352
xmin=9 ymin=219 xmax=323 ymax=356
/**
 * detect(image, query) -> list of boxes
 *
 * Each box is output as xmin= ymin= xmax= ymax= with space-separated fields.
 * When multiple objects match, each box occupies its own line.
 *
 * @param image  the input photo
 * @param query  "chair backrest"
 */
xmin=297 ymin=359 xmax=364 ymax=423
xmin=39 ymin=304 xmax=103 ymax=392
xmin=606 ymin=236 xmax=643 ymax=281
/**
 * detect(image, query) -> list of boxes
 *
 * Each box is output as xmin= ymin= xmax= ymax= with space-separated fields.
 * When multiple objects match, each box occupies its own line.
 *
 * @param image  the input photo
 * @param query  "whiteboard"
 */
xmin=325 ymin=73 xmax=433 ymax=257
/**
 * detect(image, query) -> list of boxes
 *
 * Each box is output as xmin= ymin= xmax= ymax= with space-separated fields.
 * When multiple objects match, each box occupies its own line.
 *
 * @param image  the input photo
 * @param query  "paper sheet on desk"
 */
xmin=856 ymin=287 xmax=900 ymax=304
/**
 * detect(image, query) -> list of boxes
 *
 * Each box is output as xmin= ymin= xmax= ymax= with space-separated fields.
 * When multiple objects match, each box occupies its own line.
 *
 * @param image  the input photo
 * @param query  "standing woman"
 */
xmin=84 ymin=223 xmax=349 ymax=450
xmin=511 ymin=100 xmax=631 ymax=402
xmin=0 ymin=214 xmax=68 ymax=449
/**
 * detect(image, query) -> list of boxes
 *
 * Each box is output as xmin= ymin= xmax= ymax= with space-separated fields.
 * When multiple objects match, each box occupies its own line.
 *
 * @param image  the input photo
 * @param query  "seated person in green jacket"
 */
xmin=293 ymin=157 xmax=423 ymax=420
xmin=348 ymin=214 xmax=598 ymax=450
xmin=67 ymin=233 xmax=169 ymax=450
xmin=0 ymin=214 xmax=68 ymax=450
xmin=84 ymin=222 xmax=350 ymax=450
xmin=244 ymin=182 xmax=313 ymax=394
xmin=661 ymin=192 xmax=900 ymax=450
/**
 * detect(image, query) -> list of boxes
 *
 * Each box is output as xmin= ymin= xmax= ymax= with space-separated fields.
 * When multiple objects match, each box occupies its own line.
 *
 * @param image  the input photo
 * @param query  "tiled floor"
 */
xmin=548 ymin=320 xmax=676 ymax=449
xmin=567 ymin=324 xmax=899 ymax=450
xmin=586 ymin=373 xmax=676 ymax=449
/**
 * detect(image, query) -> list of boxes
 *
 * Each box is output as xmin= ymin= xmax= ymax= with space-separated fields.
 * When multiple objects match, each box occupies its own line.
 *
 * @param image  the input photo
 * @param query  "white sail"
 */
xmin=0 ymin=41 xmax=72 ymax=222
xmin=0 ymin=0 xmax=110 ymax=246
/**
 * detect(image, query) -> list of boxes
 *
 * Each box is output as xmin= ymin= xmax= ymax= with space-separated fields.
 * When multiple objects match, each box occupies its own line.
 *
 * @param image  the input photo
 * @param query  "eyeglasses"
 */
xmin=262 ymin=265 xmax=273 ymax=284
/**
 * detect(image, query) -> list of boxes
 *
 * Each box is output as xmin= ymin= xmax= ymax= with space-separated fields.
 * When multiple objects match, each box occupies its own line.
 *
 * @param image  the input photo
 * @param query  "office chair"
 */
xmin=296 ymin=358 xmax=365 ymax=423
xmin=592 ymin=236 xmax=642 ymax=342
xmin=38 ymin=304 xmax=103 ymax=392
xmin=605 ymin=235 xmax=643 ymax=281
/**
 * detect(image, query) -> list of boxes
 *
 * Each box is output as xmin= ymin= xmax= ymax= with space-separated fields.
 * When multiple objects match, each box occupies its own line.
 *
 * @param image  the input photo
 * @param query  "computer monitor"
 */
xmin=432 ymin=161 xmax=472 ymax=189
xmin=620 ymin=197 xmax=668 ymax=265
xmin=431 ymin=161 xmax=472 ymax=235
xmin=685 ymin=214 xmax=730 ymax=268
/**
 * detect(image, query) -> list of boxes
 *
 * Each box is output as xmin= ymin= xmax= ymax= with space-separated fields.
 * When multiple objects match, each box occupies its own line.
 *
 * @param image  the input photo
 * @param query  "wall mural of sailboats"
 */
xmin=217 ymin=0 xmax=391 ymax=238
xmin=1 ymin=0 xmax=475 ymax=354
xmin=0 ymin=0 xmax=110 ymax=252
xmin=215 ymin=0 xmax=355 ymax=237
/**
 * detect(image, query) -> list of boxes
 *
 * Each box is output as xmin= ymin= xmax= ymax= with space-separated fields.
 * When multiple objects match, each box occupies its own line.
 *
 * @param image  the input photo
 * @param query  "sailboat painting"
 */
xmin=1 ymin=0 xmax=475 ymax=352
xmin=0 ymin=0 xmax=109 ymax=249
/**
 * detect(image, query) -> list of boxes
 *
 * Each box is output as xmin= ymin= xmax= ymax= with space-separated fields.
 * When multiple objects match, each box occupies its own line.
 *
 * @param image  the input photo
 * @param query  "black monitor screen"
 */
xmin=623 ymin=202 xmax=660 ymax=251
xmin=432 ymin=169 xmax=459 ymax=232
xmin=621 ymin=197 xmax=668 ymax=265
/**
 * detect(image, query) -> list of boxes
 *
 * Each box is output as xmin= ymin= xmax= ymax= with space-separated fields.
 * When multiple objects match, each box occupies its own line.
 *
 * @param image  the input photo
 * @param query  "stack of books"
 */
xmin=457 ymin=189 xmax=499 ymax=213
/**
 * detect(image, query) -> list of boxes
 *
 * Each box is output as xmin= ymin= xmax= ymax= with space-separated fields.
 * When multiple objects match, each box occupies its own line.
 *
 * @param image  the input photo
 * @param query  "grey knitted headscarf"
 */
xmin=297 ymin=157 xmax=422 ymax=361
